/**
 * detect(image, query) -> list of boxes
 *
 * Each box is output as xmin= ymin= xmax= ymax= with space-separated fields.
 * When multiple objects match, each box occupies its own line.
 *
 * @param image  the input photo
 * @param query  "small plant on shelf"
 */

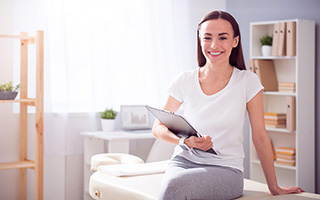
xmin=260 ymin=34 xmax=273 ymax=57
xmin=0 ymin=81 xmax=20 ymax=100
xmin=0 ymin=81 xmax=20 ymax=92
xmin=260 ymin=34 xmax=273 ymax=46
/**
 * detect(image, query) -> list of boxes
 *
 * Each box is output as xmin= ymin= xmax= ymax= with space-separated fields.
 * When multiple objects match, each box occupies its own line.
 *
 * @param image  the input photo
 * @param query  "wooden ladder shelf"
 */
xmin=0 ymin=31 xmax=44 ymax=200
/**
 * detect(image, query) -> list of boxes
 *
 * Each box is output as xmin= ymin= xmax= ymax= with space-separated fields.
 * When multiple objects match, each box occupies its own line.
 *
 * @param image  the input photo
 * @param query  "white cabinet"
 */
xmin=249 ymin=19 xmax=315 ymax=192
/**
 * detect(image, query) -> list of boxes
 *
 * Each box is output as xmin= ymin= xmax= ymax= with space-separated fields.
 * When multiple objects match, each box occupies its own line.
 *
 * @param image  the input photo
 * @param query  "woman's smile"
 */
xmin=208 ymin=51 xmax=223 ymax=57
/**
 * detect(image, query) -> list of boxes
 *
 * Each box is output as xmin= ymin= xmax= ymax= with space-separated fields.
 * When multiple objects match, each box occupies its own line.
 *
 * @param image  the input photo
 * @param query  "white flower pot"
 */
xmin=261 ymin=45 xmax=272 ymax=57
xmin=101 ymin=119 xmax=115 ymax=132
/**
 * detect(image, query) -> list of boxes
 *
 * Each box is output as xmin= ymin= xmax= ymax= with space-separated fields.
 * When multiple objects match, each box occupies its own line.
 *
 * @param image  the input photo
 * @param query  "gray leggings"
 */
xmin=158 ymin=156 xmax=244 ymax=200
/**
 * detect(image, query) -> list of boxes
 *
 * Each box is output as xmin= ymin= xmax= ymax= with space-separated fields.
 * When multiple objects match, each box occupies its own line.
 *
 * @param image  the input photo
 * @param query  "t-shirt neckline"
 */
xmin=196 ymin=67 xmax=236 ymax=97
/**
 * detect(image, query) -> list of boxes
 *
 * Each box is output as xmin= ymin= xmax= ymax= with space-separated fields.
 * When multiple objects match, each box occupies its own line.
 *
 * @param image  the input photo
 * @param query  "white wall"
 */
xmin=0 ymin=1 xmax=19 ymax=200
xmin=0 ymin=0 xmax=226 ymax=199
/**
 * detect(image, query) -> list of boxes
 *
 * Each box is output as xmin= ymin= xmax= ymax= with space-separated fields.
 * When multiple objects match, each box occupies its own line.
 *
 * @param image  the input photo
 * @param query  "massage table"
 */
xmin=89 ymin=140 xmax=320 ymax=200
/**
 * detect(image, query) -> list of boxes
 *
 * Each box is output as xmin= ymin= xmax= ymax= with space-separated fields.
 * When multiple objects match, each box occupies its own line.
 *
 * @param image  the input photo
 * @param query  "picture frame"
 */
xmin=120 ymin=105 xmax=153 ymax=130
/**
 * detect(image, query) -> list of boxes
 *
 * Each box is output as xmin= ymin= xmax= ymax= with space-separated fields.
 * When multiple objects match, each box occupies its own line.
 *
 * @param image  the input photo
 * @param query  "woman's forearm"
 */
xmin=152 ymin=120 xmax=180 ymax=145
xmin=253 ymin=135 xmax=280 ymax=194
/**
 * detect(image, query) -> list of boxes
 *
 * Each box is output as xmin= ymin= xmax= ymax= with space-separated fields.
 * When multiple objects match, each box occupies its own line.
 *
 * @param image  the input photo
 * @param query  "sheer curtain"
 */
xmin=12 ymin=0 xmax=224 ymax=155
xmin=45 ymin=0 xmax=192 ymax=113
xmin=34 ymin=0 xmax=194 ymax=155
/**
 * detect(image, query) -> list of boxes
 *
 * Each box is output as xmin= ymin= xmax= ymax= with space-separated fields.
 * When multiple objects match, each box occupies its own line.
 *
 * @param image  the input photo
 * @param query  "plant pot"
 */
xmin=0 ymin=91 xmax=18 ymax=100
xmin=101 ymin=119 xmax=116 ymax=132
xmin=261 ymin=45 xmax=272 ymax=57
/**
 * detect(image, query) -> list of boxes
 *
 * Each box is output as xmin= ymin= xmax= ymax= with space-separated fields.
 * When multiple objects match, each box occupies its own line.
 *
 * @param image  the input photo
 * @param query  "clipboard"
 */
xmin=145 ymin=105 xmax=217 ymax=155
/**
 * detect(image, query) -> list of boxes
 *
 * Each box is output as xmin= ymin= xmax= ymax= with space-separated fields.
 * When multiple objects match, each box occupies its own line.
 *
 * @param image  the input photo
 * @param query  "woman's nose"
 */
xmin=210 ymin=39 xmax=218 ymax=48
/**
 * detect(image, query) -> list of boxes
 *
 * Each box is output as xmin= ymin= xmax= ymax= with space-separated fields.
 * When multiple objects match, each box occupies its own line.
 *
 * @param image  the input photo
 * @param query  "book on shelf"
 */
xmin=275 ymin=147 xmax=296 ymax=166
xmin=279 ymin=82 xmax=295 ymax=87
xmin=276 ymin=147 xmax=295 ymax=155
xmin=265 ymin=112 xmax=286 ymax=128
xmin=248 ymin=59 xmax=255 ymax=73
xmin=278 ymin=82 xmax=296 ymax=93
xmin=265 ymin=119 xmax=286 ymax=125
xmin=286 ymin=21 xmax=296 ymax=56
xmin=276 ymin=154 xmax=296 ymax=160
xmin=271 ymin=140 xmax=276 ymax=161
xmin=276 ymin=159 xmax=295 ymax=166
xmin=272 ymin=23 xmax=280 ymax=56
xmin=264 ymin=112 xmax=286 ymax=119
xmin=266 ymin=124 xmax=286 ymax=128
xmin=254 ymin=60 xmax=278 ymax=91
xmin=278 ymin=88 xmax=296 ymax=93
xmin=272 ymin=22 xmax=296 ymax=57
xmin=286 ymin=96 xmax=296 ymax=131
xmin=277 ymin=22 xmax=287 ymax=56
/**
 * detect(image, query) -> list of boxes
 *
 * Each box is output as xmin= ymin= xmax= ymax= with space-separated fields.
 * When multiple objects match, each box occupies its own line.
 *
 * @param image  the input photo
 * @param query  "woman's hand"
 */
xmin=270 ymin=185 xmax=305 ymax=195
xmin=185 ymin=135 xmax=213 ymax=151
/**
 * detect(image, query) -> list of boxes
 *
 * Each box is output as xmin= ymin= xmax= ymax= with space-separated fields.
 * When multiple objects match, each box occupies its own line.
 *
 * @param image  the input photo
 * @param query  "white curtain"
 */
xmin=45 ymin=0 xmax=192 ymax=113
xmin=13 ymin=0 xmax=196 ymax=155
xmin=12 ymin=0 xmax=224 ymax=155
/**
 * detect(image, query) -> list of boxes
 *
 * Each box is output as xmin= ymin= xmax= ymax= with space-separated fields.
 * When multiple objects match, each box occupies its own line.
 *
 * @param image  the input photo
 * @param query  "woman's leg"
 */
xmin=158 ymin=156 xmax=243 ymax=200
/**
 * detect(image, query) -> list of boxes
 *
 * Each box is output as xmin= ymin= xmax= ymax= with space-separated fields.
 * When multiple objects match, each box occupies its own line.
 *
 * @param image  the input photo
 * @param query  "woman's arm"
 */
xmin=153 ymin=95 xmax=213 ymax=150
xmin=152 ymin=95 xmax=183 ymax=145
xmin=247 ymin=90 xmax=304 ymax=195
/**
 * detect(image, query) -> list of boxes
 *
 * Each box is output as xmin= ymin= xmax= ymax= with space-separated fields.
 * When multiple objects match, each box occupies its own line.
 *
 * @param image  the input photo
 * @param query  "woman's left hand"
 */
xmin=270 ymin=186 xmax=305 ymax=195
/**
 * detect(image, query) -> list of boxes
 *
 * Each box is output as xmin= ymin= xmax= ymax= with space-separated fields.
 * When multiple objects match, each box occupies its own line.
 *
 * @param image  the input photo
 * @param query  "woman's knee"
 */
xmin=158 ymin=175 xmax=188 ymax=200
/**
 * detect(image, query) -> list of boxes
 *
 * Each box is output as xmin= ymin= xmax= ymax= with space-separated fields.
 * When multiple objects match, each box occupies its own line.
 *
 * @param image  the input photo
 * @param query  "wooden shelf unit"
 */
xmin=0 ymin=31 xmax=44 ymax=200
xmin=249 ymin=19 xmax=315 ymax=192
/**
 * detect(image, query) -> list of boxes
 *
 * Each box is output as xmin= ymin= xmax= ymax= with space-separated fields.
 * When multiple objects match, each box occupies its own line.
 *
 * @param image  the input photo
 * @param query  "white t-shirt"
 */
xmin=167 ymin=67 xmax=264 ymax=172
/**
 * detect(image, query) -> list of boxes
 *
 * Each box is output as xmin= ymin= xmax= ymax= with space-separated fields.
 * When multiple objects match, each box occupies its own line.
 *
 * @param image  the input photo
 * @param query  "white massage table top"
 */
xmin=90 ymin=171 xmax=320 ymax=200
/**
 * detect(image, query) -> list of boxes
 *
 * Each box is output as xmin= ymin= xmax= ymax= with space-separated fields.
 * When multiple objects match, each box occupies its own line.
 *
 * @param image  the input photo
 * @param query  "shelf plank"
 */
xmin=0 ymin=34 xmax=35 ymax=40
xmin=0 ymin=98 xmax=36 ymax=106
xmin=0 ymin=160 xmax=35 ymax=170
xmin=252 ymin=56 xmax=296 ymax=60
xmin=252 ymin=159 xmax=296 ymax=170
xmin=263 ymin=91 xmax=296 ymax=96
xmin=266 ymin=127 xmax=296 ymax=133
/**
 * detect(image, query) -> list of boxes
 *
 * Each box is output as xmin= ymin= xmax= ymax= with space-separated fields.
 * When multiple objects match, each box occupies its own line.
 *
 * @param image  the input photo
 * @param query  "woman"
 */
xmin=152 ymin=10 xmax=304 ymax=200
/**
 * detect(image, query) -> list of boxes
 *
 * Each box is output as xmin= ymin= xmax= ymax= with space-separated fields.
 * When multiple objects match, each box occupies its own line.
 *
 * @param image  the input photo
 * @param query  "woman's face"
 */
xmin=199 ymin=18 xmax=239 ymax=66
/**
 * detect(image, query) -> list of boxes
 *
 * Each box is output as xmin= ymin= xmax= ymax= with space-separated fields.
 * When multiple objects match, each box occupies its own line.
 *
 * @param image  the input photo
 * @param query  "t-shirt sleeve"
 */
xmin=166 ymin=72 xmax=185 ymax=103
xmin=246 ymin=71 xmax=264 ymax=103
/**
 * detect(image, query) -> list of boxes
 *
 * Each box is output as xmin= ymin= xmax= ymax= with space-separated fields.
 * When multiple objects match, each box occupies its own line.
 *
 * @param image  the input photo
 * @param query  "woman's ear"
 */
xmin=233 ymin=36 xmax=239 ymax=48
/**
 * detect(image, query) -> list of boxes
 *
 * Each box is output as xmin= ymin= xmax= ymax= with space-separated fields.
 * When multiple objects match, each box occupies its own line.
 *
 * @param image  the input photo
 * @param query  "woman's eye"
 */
xmin=219 ymin=37 xmax=227 ymax=40
xmin=203 ymin=37 xmax=211 ymax=40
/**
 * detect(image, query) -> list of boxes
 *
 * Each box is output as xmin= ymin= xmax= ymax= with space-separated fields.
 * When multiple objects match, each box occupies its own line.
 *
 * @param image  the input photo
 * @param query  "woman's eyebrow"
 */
xmin=218 ymin=32 xmax=230 ymax=36
xmin=203 ymin=32 xmax=230 ymax=36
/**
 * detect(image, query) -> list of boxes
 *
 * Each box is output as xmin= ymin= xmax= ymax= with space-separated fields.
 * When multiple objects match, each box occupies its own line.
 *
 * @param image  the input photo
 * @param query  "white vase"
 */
xmin=101 ymin=119 xmax=115 ymax=132
xmin=261 ymin=45 xmax=272 ymax=57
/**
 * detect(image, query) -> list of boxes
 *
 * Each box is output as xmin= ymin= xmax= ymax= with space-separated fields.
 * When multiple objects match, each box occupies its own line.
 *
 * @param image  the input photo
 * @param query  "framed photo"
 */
xmin=120 ymin=105 xmax=153 ymax=130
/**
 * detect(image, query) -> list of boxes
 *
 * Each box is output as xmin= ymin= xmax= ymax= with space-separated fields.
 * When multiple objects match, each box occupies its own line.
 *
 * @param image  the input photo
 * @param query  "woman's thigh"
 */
xmin=158 ymin=156 xmax=244 ymax=200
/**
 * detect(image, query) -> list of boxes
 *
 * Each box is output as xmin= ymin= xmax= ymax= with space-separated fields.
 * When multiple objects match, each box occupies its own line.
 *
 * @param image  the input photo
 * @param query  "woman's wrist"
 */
xmin=268 ymin=185 xmax=281 ymax=195
xmin=184 ymin=137 xmax=192 ymax=148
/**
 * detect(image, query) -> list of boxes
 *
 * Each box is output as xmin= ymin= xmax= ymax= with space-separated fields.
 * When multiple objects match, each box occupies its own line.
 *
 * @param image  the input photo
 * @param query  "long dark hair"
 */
xmin=197 ymin=10 xmax=246 ymax=70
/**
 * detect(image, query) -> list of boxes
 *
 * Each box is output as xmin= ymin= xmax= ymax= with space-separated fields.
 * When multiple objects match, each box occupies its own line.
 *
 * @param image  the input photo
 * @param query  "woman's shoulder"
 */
xmin=233 ymin=67 xmax=259 ymax=81
xmin=174 ymin=68 xmax=198 ymax=81
xmin=180 ymin=68 xmax=197 ymax=76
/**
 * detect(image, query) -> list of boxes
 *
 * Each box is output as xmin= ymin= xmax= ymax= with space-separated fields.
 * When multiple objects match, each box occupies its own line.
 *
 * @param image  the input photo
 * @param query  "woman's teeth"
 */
xmin=209 ymin=52 xmax=221 ymax=56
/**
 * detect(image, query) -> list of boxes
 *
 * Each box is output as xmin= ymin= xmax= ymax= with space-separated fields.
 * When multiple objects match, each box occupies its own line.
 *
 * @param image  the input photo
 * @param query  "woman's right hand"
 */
xmin=185 ymin=135 xmax=213 ymax=151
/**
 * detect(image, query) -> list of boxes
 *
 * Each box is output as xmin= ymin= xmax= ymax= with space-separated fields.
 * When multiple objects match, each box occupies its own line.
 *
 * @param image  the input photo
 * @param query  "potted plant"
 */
xmin=99 ymin=108 xmax=117 ymax=132
xmin=0 ymin=81 xmax=20 ymax=100
xmin=260 ymin=34 xmax=273 ymax=57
